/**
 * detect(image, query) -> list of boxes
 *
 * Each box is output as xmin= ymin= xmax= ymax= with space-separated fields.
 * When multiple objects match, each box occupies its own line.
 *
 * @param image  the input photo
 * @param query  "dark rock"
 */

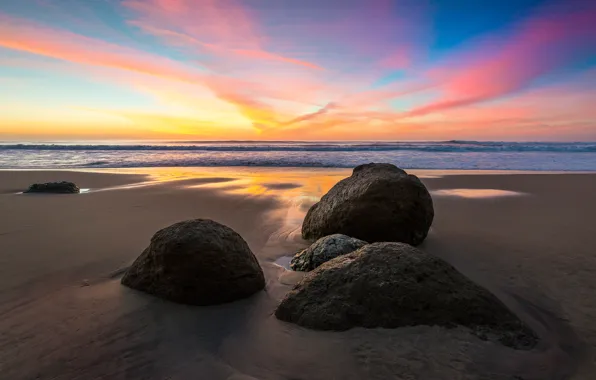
xmin=122 ymin=219 xmax=265 ymax=305
xmin=302 ymin=163 xmax=434 ymax=245
xmin=276 ymin=242 xmax=537 ymax=349
xmin=290 ymin=234 xmax=367 ymax=271
xmin=24 ymin=181 xmax=80 ymax=194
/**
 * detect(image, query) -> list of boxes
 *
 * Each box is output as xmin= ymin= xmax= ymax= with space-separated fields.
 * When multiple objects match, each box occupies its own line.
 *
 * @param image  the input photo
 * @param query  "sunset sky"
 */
xmin=0 ymin=0 xmax=595 ymax=141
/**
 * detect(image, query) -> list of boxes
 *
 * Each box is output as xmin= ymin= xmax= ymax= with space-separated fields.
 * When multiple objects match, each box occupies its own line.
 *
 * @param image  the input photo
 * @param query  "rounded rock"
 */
xmin=302 ymin=163 xmax=434 ymax=245
xmin=122 ymin=219 xmax=265 ymax=305
xmin=276 ymin=242 xmax=537 ymax=349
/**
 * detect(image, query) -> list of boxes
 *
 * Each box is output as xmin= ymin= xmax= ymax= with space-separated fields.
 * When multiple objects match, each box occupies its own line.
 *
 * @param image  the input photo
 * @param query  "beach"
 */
xmin=1 ymin=168 xmax=595 ymax=379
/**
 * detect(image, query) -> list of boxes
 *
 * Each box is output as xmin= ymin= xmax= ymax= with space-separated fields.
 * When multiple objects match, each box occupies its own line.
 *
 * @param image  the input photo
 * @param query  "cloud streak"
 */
xmin=400 ymin=4 xmax=596 ymax=118
xmin=0 ymin=13 xmax=306 ymax=131
xmin=124 ymin=0 xmax=322 ymax=70
xmin=0 ymin=14 xmax=206 ymax=82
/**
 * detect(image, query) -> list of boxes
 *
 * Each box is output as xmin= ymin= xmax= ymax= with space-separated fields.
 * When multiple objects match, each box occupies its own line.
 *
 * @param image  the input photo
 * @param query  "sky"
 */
xmin=0 ymin=0 xmax=595 ymax=141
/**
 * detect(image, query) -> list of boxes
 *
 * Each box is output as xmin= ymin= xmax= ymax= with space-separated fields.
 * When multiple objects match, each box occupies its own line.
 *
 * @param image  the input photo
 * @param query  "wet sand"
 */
xmin=0 ymin=168 xmax=595 ymax=379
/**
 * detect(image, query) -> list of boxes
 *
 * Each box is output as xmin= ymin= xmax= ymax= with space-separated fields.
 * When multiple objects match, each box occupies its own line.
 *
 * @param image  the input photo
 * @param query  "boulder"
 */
xmin=276 ymin=243 xmax=537 ymax=349
xmin=122 ymin=219 xmax=265 ymax=305
xmin=290 ymin=234 xmax=367 ymax=271
xmin=302 ymin=163 xmax=433 ymax=245
xmin=24 ymin=181 xmax=80 ymax=194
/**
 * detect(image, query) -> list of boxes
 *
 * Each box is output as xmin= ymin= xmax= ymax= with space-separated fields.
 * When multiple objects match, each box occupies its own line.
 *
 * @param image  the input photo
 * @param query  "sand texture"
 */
xmin=0 ymin=168 xmax=595 ymax=380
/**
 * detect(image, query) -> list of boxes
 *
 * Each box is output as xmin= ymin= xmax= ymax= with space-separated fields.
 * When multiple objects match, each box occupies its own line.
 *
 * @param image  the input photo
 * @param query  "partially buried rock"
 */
xmin=121 ymin=219 xmax=265 ymax=305
xmin=276 ymin=242 xmax=537 ymax=349
xmin=302 ymin=163 xmax=433 ymax=246
xmin=290 ymin=234 xmax=367 ymax=271
xmin=24 ymin=181 xmax=80 ymax=194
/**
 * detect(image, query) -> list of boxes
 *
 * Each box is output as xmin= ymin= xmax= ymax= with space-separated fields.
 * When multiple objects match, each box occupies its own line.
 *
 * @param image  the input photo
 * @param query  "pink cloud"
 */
xmin=397 ymin=70 xmax=596 ymax=140
xmin=124 ymin=0 xmax=322 ymax=70
xmin=0 ymin=14 xmax=207 ymax=82
xmin=278 ymin=80 xmax=433 ymax=128
xmin=121 ymin=0 xmax=432 ymax=129
xmin=123 ymin=0 xmax=260 ymax=48
xmin=278 ymin=66 xmax=596 ymax=140
xmin=0 ymin=13 xmax=300 ymax=130
xmin=401 ymin=5 xmax=596 ymax=118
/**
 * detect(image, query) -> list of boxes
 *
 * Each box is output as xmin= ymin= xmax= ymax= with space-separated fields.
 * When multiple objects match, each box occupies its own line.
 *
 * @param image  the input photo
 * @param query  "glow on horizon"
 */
xmin=0 ymin=0 xmax=595 ymax=141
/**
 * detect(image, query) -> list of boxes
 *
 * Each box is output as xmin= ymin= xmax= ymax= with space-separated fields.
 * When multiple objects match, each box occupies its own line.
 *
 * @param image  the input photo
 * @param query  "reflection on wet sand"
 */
xmin=93 ymin=168 xmax=538 ymax=201
xmin=431 ymin=188 xmax=526 ymax=198
xmin=95 ymin=167 xmax=348 ymax=200
xmin=82 ymin=167 xmax=531 ymax=198
xmin=144 ymin=168 xmax=348 ymax=246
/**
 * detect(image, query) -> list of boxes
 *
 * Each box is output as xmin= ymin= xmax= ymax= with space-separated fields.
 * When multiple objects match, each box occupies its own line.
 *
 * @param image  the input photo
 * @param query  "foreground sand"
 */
xmin=0 ymin=168 xmax=595 ymax=380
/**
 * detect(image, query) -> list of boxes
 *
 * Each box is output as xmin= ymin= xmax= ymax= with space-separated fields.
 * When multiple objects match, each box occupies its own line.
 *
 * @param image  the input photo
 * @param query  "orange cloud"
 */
xmin=274 ymin=80 xmax=433 ymax=128
xmin=0 ymin=13 xmax=309 ymax=132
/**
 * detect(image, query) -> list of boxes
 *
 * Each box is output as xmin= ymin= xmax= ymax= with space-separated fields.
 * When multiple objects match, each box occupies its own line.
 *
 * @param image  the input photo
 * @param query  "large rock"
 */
xmin=276 ymin=243 xmax=537 ymax=349
xmin=24 ymin=181 xmax=79 ymax=194
xmin=290 ymin=234 xmax=367 ymax=271
xmin=122 ymin=219 xmax=265 ymax=305
xmin=302 ymin=163 xmax=433 ymax=245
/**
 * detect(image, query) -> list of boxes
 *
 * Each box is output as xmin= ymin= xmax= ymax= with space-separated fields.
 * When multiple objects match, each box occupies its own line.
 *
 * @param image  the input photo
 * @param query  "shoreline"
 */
xmin=3 ymin=141 xmax=595 ymax=172
xmin=2 ymin=166 xmax=596 ymax=174
xmin=1 ymin=168 xmax=595 ymax=379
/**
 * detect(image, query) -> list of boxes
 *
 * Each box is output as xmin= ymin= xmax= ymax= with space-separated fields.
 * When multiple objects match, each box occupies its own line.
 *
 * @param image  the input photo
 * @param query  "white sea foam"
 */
xmin=1 ymin=141 xmax=595 ymax=170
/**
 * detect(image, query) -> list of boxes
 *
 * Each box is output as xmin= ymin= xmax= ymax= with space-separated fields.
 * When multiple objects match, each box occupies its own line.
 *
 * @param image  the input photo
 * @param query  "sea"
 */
xmin=1 ymin=140 xmax=595 ymax=171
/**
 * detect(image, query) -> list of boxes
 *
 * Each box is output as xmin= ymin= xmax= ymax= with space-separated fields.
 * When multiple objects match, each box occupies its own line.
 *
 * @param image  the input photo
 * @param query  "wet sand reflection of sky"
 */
xmin=431 ymin=189 xmax=526 ymax=198
xmin=74 ymin=168 xmax=536 ymax=202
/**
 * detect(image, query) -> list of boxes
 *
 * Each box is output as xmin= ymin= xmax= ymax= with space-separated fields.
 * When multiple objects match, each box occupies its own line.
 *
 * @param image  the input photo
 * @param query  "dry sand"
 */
xmin=0 ymin=168 xmax=595 ymax=380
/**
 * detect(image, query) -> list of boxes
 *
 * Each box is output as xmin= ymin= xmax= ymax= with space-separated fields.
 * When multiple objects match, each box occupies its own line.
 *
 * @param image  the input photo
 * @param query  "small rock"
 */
xmin=24 ymin=181 xmax=80 ymax=194
xmin=290 ymin=234 xmax=367 ymax=271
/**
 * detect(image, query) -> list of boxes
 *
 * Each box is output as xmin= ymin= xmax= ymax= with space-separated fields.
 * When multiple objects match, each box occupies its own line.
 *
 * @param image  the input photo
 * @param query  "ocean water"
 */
xmin=1 ymin=141 xmax=595 ymax=171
